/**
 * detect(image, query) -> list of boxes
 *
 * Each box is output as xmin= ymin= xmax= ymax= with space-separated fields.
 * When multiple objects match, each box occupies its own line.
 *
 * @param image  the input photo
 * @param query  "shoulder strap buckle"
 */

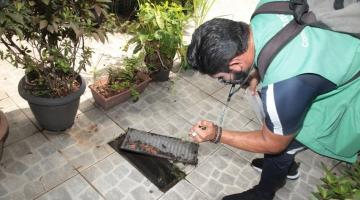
xmin=289 ymin=0 xmax=309 ymax=24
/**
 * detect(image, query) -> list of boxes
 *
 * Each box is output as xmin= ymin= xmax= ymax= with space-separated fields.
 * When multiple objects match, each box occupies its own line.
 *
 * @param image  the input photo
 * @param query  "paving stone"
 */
xmin=105 ymin=188 xmax=124 ymax=200
xmin=179 ymin=70 xmax=225 ymax=95
xmin=4 ymin=92 xmax=41 ymax=128
xmin=0 ymin=133 xmax=77 ymax=200
xmin=187 ymin=147 xmax=260 ymax=200
xmin=0 ymin=98 xmax=39 ymax=146
xmin=290 ymin=193 xmax=307 ymax=200
xmin=37 ymin=175 xmax=103 ymax=200
xmin=131 ymin=186 xmax=157 ymax=200
xmin=177 ymin=96 xmax=251 ymax=131
xmin=212 ymin=86 xmax=258 ymax=121
xmin=45 ymin=108 xmax=123 ymax=171
xmin=160 ymin=190 xmax=183 ymax=200
xmin=159 ymin=180 xmax=209 ymax=200
xmin=275 ymin=186 xmax=291 ymax=200
xmin=225 ymin=145 xmax=262 ymax=163
xmin=156 ymin=78 xmax=211 ymax=113
xmin=0 ymin=184 xmax=8 ymax=197
xmin=106 ymin=80 xmax=207 ymax=136
xmin=81 ymin=153 xmax=163 ymax=200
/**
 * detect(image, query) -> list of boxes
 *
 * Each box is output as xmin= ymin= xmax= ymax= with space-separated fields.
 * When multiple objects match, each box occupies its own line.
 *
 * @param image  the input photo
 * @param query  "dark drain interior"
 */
xmin=109 ymin=135 xmax=186 ymax=192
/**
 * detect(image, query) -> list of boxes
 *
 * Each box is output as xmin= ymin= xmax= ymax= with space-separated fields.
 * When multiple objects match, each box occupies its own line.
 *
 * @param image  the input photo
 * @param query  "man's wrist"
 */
xmin=210 ymin=125 xmax=222 ymax=144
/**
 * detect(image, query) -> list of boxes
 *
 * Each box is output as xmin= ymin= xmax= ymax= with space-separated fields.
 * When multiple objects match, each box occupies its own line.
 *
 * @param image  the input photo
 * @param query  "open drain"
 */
xmin=120 ymin=128 xmax=199 ymax=165
xmin=109 ymin=131 xmax=191 ymax=192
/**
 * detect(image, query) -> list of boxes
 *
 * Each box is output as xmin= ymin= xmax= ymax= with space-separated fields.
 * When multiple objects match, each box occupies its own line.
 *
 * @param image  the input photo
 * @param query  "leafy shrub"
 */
xmin=312 ymin=161 xmax=360 ymax=200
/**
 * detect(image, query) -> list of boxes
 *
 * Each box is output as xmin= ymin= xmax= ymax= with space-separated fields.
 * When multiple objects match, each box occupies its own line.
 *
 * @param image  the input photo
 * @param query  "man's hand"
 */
xmin=189 ymin=120 xmax=217 ymax=143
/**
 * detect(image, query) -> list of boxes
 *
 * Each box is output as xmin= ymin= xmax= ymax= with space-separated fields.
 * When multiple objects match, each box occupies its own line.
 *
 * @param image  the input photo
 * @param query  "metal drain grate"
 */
xmin=120 ymin=128 xmax=199 ymax=165
xmin=109 ymin=135 xmax=186 ymax=192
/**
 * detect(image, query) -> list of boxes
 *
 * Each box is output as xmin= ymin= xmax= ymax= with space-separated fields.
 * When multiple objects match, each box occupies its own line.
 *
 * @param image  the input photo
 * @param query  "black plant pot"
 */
xmin=151 ymin=69 xmax=170 ymax=82
xmin=112 ymin=0 xmax=138 ymax=18
xmin=18 ymin=76 xmax=86 ymax=132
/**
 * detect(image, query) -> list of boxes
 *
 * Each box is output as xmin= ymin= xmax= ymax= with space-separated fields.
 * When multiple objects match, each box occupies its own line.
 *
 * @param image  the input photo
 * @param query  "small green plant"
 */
xmin=312 ymin=161 xmax=360 ymax=200
xmin=125 ymin=0 xmax=190 ymax=73
xmin=106 ymin=54 xmax=145 ymax=101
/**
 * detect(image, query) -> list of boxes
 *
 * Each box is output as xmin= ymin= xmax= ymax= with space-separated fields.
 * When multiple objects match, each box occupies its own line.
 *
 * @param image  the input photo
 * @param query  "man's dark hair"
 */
xmin=187 ymin=18 xmax=250 ymax=75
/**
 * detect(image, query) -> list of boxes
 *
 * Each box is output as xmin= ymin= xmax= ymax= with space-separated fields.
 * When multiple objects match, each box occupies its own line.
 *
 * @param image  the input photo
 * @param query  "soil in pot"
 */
xmin=89 ymin=72 xmax=151 ymax=110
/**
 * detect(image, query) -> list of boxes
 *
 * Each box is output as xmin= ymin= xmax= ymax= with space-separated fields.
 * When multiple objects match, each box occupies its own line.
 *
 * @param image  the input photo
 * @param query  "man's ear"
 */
xmin=228 ymin=55 xmax=243 ymax=72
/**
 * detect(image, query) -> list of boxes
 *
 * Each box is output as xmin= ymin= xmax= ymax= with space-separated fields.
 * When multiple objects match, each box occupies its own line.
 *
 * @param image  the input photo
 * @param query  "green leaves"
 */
xmin=312 ymin=162 xmax=360 ymax=200
xmin=41 ymin=0 xmax=50 ymax=5
xmin=125 ymin=0 xmax=190 ymax=71
xmin=0 ymin=0 xmax=115 ymax=97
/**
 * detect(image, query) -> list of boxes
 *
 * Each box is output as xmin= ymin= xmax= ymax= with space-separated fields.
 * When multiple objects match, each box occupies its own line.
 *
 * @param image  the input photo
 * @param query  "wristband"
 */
xmin=210 ymin=125 xmax=218 ymax=143
xmin=214 ymin=126 xmax=222 ymax=144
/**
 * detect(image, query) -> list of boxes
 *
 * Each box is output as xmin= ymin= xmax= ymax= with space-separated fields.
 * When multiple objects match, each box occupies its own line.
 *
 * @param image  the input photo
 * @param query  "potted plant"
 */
xmin=89 ymin=54 xmax=151 ymax=110
xmin=0 ymin=0 xmax=115 ymax=131
xmin=125 ymin=0 xmax=189 ymax=81
xmin=0 ymin=110 xmax=9 ymax=161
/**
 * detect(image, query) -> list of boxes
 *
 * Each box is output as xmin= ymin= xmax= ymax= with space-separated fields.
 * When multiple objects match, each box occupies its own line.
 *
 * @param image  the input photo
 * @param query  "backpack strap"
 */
xmin=251 ymin=1 xmax=293 ymax=18
xmin=252 ymin=1 xmax=306 ymax=80
xmin=256 ymin=20 xmax=305 ymax=80
xmin=252 ymin=1 xmax=360 ymax=84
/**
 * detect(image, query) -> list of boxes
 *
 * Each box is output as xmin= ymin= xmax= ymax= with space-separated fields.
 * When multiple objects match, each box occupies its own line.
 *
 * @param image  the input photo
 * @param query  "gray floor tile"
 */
xmin=36 ymin=175 xmax=104 ymax=200
xmin=159 ymin=180 xmax=209 ymax=200
xmin=212 ymin=86 xmax=257 ymax=121
xmin=176 ymin=96 xmax=252 ymax=130
xmin=179 ymin=70 xmax=225 ymax=95
xmin=0 ymin=133 xmax=77 ymax=200
xmin=6 ymin=92 xmax=40 ymax=123
xmin=44 ymin=108 xmax=123 ymax=171
xmin=81 ymin=153 xmax=163 ymax=200
xmin=186 ymin=147 xmax=260 ymax=200
xmin=0 ymin=98 xmax=39 ymax=146
xmin=157 ymin=77 xmax=210 ymax=113
xmin=106 ymin=80 xmax=207 ymax=134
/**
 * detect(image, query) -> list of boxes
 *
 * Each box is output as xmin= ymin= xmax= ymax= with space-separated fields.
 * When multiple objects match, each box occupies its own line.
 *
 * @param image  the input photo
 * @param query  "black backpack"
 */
xmin=251 ymin=0 xmax=360 ymax=85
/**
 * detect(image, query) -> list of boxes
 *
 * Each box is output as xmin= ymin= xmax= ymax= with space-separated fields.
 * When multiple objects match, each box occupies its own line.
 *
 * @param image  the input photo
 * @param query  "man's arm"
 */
xmin=190 ymin=74 xmax=336 ymax=154
xmin=220 ymin=125 xmax=294 ymax=154
xmin=191 ymin=120 xmax=294 ymax=154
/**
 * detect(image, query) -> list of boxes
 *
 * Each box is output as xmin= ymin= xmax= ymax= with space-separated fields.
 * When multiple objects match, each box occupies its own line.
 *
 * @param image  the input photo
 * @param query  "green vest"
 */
xmin=251 ymin=1 xmax=360 ymax=163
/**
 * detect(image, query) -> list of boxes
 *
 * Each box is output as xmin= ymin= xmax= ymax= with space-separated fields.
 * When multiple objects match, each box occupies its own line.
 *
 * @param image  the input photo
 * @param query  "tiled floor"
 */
xmin=0 ymin=1 xmax=351 ymax=199
xmin=0 ymin=56 xmax=346 ymax=200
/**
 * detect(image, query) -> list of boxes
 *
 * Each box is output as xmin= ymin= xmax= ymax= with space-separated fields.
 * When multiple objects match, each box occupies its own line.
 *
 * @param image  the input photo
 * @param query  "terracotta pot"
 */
xmin=0 ymin=111 xmax=9 ymax=161
xmin=89 ymin=72 xmax=151 ymax=110
xmin=18 ymin=75 xmax=86 ymax=132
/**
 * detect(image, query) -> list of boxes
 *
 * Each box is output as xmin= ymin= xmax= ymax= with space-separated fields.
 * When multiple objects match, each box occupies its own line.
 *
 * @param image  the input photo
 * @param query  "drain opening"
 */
xmin=120 ymin=128 xmax=199 ymax=165
xmin=109 ymin=135 xmax=187 ymax=192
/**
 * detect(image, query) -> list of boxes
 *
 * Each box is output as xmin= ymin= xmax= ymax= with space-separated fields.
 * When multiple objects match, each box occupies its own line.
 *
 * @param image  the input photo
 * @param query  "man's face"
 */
xmin=212 ymin=29 xmax=255 ymax=84
xmin=212 ymin=51 xmax=254 ymax=83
